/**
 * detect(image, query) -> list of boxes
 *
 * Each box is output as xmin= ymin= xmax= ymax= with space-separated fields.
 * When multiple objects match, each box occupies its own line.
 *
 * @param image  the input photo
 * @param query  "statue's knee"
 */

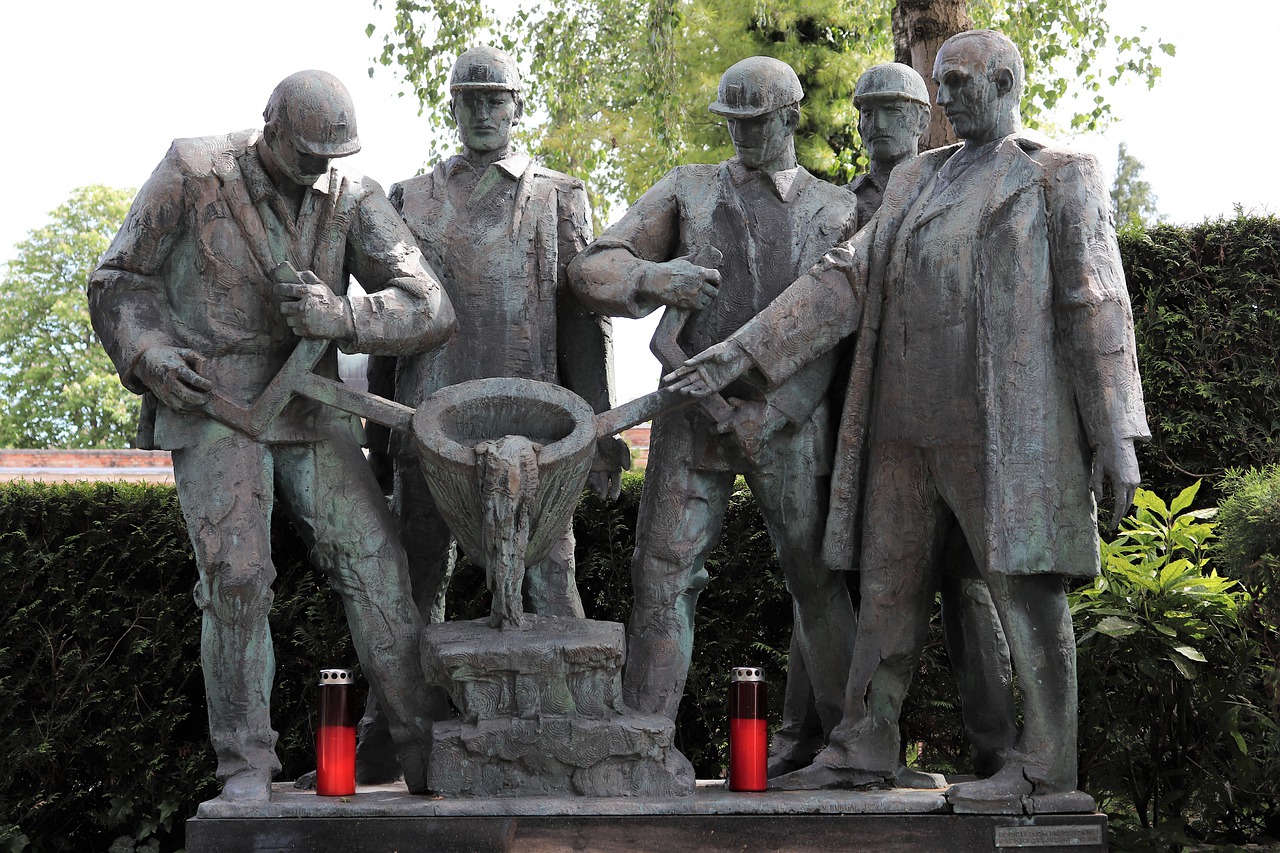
xmin=201 ymin=558 xmax=275 ymax=618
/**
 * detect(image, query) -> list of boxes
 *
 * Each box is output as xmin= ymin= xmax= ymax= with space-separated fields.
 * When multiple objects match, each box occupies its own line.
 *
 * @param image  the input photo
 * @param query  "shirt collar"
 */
xmin=241 ymin=139 xmax=327 ymax=206
xmin=727 ymin=157 xmax=802 ymax=201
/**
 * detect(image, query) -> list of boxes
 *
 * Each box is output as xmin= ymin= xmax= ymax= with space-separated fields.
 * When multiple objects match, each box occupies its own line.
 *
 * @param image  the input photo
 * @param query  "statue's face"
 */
xmin=264 ymin=126 xmax=331 ymax=187
xmin=453 ymin=90 xmax=518 ymax=153
xmin=727 ymin=108 xmax=793 ymax=171
xmin=858 ymin=100 xmax=927 ymax=165
xmin=933 ymin=42 xmax=1002 ymax=143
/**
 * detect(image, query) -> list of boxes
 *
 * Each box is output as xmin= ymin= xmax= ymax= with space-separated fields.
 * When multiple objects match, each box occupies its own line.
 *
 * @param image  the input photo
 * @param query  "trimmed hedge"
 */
xmin=1 ymin=475 xmax=795 ymax=852
xmin=1124 ymin=215 xmax=1280 ymax=505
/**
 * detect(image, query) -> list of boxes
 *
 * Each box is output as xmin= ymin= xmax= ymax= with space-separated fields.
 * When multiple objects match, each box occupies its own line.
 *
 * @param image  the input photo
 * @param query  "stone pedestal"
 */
xmin=187 ymin=781 xmax=1109 ymax=852
xmin=421 ymin=615 xmax=694 ymax=797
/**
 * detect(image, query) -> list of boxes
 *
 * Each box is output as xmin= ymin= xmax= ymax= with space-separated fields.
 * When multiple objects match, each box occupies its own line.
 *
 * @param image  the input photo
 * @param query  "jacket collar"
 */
xmin=445 ymin=151 xmax=533 ymax=180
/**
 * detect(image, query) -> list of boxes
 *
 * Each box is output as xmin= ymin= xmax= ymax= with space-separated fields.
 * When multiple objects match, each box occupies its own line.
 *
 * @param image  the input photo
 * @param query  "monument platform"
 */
xmin=187 ymin=779 xmax=1108 ymax=851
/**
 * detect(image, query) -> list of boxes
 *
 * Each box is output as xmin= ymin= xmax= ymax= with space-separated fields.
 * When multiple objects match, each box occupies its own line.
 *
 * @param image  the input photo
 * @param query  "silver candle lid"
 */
xmin=319 ymin=668 xmax=354 ymax=686
xmin=731 ymin=666 xmax=765 ymax=682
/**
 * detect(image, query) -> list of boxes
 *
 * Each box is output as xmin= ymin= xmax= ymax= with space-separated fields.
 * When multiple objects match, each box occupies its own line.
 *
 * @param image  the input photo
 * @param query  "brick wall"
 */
xmin=0 ymin=449 xmax=174 ymax=484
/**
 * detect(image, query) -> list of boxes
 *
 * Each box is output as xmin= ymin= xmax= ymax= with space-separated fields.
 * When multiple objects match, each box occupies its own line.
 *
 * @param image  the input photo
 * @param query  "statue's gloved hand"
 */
xmin=1092 ymin=437 xmax=1141 ymax=531
xmin=134 ymin=346 xmax=212 ymax=412
xmin=664 ymin=339 xmax=752 ymax=398
xmin=275 ymin=271 xmax=356 ymax=340
xmin=720 ymin=398 xmax=786 ymax=465
xmin=586 ymin=435 xmax=631 ymax=503
xmin=638 ymin=249 xmax=722 ymax=311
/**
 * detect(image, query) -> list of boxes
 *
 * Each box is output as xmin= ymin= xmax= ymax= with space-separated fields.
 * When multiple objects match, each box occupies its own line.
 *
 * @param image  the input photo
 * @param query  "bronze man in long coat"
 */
xmin=672 ymin=32 xmax=1148 ymax=798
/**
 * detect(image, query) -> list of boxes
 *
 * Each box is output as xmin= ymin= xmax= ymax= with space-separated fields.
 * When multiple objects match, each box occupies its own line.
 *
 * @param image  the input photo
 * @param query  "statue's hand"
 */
xmin=586 ymin=436 xmax=630 ymax=503
xmin=639 ymin=254 xmax=721 ymax=311
xmin=275 ymin=272 xmax=355 ymax=340
xmin=663 ymin=340 xmax=752 ymax=397
xmin=1092 ymin=437 xmax=1141 ymax=531
xmin=720 ymin=398 xmax=787 ymax=464
xmin=135 ymin=346 xmax=213 ymax=412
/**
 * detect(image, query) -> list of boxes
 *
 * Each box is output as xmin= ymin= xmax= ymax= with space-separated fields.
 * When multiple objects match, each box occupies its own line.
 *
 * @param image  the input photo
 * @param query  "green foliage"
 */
xmin=1122 ymin=215 xmax=1280 ymax=507
xmin=367 ymin=0 xmax=1169 ymax=219
xmin=8 ymin=478 xmax=1279 ymax=848
xmin=0 ymin=186 xmax=139 ymax=449
xmin=1217 ymin=464 xmax=1280 ymax=717
xmin=0 ymin=482 xmax=353 ymax=852
xmin=1071 ymin=483 xmax=1279 ymax=850
xmin=1111 ymin=142 xmax=1164 ymax=229
xmin=969 ymin=0 xmax=1174 ymax=133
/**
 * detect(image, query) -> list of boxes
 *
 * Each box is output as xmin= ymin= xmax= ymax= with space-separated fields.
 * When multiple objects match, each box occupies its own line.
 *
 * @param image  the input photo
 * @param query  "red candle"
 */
xmin=728 ymin=666 xmax=767 ymax=792
xmin=316 ymin=668 xmax=356 ymax=796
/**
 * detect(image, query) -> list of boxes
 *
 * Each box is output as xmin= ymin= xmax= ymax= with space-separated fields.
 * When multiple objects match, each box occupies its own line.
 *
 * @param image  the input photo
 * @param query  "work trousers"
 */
xmin=623 ymin=412 xmax=857 ymax=729
xmin=173 ymin=427 xmax=435 ymax=785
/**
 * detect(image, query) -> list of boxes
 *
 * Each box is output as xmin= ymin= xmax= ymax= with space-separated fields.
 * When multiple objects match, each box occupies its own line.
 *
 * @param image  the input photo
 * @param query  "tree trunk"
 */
xmin=892 ymin=0 xmax=972 ymax=151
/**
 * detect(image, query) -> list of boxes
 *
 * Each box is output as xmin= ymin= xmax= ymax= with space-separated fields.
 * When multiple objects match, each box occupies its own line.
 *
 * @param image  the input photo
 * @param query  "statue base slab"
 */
xmin=188 ymin=781 xmax=1108 ymax=851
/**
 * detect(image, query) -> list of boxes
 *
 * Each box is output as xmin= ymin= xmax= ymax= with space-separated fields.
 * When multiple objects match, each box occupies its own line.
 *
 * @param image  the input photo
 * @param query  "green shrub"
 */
xmin=1122 ymin=215 xmax=1280 ymax=506
xmin=1071 ymin=483 xmax=1279 ymax=850
xmin=0 ymin=482 xmax=353 ymax=853
xmin=0 ymin=475 xmax=795 ymax=850
xmin=6 ymin=477 xmax=1280 ymax=852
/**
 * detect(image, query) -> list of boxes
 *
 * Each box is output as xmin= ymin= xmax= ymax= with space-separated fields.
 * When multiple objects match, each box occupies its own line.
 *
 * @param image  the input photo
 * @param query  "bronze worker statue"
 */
xmin=569 ymin=56 xmax=860 ymax=759
xmin=770 ymin=61 xmax=1016 ymax=784
xmin=357 ymin=45 xmax=627 ymax=782
xmin=88 ymin=70 xmax=456 ymax=802
xmin=670 ymin=31 xmax=1148 ymax=803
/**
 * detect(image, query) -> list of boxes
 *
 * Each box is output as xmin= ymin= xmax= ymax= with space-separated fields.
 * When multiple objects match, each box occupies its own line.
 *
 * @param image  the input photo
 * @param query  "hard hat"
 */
xmin=854 ymin=63 xmax=930 ymax=108
xmin=450 ymin=46 xmax=522 ymax=94
xmin=264 ymin=70 xmax=360 ymax=157
xmin=709 ymin=56 xmax=803 ymax=119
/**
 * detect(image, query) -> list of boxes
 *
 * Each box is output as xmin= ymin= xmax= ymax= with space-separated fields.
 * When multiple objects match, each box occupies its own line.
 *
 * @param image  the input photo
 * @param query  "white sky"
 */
xmin=2 ymin=0 xmax=1277 ymax=403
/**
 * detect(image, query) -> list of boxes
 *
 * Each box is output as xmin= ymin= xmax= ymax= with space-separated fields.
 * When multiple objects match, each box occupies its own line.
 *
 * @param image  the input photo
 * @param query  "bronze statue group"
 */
xmin=89 ymin=30 xmax=1146 ymax=807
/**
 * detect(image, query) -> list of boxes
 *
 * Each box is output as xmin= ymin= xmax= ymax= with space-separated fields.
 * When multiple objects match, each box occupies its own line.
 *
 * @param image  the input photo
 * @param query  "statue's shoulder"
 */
xmin=528 ymin=163 xmax=587 ymax=195
xmin=1016 ymin=131 xmax=1098 ymax=176
xmin=917 ymin=143 xmax=962 ymax=172
xmin=166 ymin=129 xmax=257 ymax=177
xmin=321 ymin=163 xmax=380 ymax=202
xmin=797 ymin=167 xmax=856 ymax=204
xmin=672 ymin=162 xmax=723 ymax=185
xmin=394 ymin=166 xmax=441 ymax=194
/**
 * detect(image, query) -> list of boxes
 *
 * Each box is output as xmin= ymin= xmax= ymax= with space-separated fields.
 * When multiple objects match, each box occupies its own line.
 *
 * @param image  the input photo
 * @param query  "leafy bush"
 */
xmin=0 ymin=482 xmax=353 ymax=853
xmin=1071 ymin=483 xmax=1280 ymax=850
xmin=7 ymin=478 xmax=1280 ymax=852
xmin=0 ymin=475 xmax=794 ymax=850
xmin=1217 ymin=464 xmax=1280 ymax=716
xmin=1122 ymin=215 xmax=1280 ymax=505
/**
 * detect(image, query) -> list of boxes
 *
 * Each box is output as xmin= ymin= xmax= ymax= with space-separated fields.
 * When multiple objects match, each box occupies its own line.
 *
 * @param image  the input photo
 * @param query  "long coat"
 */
xmin=733 ymin=132 xmax=1150 ymax=579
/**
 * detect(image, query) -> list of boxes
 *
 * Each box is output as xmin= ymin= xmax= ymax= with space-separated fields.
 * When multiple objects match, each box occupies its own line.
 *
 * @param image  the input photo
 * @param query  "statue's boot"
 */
xmin=894 ymin=765 xmax=947 ymax=789
xmin=947 ymin=762 xmax=1032 ymax=802
xmin=355 ymin=701 xmax=403 ymax=784
xmin=770 ymin=763 xmax=890 ymax=791
xmin=946 ymin=749 xmax=1075 ymax=805
xmin=397 ymin=739 xmax=433 ymax=795
xmin=215 ymin=768 xmax=273 ymax=803
xmin=766 ymin=741 xmax=822 ymax=778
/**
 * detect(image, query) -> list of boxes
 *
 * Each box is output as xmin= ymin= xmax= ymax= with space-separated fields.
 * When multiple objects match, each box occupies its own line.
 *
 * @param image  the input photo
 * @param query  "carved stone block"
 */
xmin=422 ymin=616 xmax=626 ymax=721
